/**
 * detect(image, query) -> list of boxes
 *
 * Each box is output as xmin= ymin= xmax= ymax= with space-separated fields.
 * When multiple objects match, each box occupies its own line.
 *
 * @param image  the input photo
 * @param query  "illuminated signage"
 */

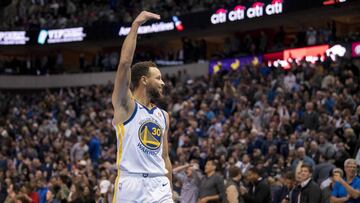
xmin=264 ymin=45 xmax=330 ymax=69
xmin=352 ymin=42 xmax=360 ymax=57
xmin=209 ymin=56 xmax=262 ymax=74
xmin=326 ymin=44 xmax=346 ymax=60
xmin=37 ymin=27 xmax=86 ymax=44
xmin=0 ymin=31 xmax=29 ymax=45
xmin=118 ymin=16 xmax=183 ymax=36
xmin=323 ymin=0 xmax=346 ymax=6
xmin=173 ymin=16 xmax=184 ymax=31
xmin=210 ymin=0 xmax=283 ymax=24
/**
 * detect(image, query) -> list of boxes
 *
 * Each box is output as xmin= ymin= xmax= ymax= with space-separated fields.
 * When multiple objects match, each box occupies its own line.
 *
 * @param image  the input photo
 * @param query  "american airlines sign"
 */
xmin=210 ymin=0 xmax=283 ymax=24
xmin=118 ymin=16 xmax=184 ymax=36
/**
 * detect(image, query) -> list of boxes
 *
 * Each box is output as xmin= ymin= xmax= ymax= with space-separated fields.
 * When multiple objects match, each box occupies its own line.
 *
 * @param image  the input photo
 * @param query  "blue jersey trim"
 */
xmin=123 ymin=102 xmax=138 ymax=125
xmin=139 ymin=104 xmax=157 ymax=114
xmin=160 ymin=110 xmax=167 ymax=129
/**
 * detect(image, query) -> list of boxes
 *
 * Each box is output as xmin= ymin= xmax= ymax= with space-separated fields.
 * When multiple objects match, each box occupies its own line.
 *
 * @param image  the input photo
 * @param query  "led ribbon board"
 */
xmin=118 ymin=16 xmax=183 ymax=36
xmin=264 ymin=44 xmax=330 ymax=69
xmin=0 ymin=31 xmax=29 ymax=45
xmin=37 ymin=27 xmax=86 ymax=44
xmin=210 ymin=0 xmax=283 ymax=25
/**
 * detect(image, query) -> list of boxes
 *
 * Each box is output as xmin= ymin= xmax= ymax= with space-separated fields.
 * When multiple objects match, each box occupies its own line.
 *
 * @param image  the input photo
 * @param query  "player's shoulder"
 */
xmin=158 ymin=108 xmax=169 ymax=118
xmin=113 ymin=98 xmax=137 ymax=126
xmin=156 ymin=108 xmax=170 ymax=127
xmin=158 ymin=108 xmax=168 ymax=115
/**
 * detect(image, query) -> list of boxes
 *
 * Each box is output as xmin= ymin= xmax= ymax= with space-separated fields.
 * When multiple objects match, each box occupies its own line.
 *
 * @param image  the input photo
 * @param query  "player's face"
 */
xmin=146 ymin=67 xmax=165 ymax=99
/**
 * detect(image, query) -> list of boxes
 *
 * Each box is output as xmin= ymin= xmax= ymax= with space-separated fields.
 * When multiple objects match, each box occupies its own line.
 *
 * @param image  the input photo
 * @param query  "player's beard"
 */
xmin=147 ymin=85 xmax=164 ymax=105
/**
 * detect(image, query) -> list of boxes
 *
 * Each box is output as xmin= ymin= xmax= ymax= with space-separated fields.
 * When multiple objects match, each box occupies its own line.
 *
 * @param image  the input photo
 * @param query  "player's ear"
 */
xmin=141 ymin=75 xmax=148 ymax=86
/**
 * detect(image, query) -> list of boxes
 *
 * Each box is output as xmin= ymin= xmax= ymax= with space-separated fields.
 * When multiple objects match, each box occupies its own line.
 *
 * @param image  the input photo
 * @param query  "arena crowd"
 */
xmin=0 ymin=53 xmax=359 ymax=202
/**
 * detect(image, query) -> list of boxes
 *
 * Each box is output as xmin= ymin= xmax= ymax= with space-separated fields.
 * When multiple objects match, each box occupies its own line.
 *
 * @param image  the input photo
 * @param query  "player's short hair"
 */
xmin=131 ymin=61 xmax=157 ymax=90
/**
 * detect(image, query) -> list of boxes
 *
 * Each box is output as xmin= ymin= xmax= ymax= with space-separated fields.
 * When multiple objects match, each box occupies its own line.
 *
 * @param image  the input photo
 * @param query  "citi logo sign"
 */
xmin=210 ymin=8 xmax=228 ymax=24
xmin=266 ymin=0 xmax=283 ymax=15
xmin=210 ymin=0 xmax=283 ymax=24
xmin=247 ymin=2 xmax=264 ymax=18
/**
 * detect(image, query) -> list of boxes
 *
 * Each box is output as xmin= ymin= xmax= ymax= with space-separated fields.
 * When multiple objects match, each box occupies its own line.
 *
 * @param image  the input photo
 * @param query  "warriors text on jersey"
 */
xmin=113 ymin=101 xmax=167 ymax=175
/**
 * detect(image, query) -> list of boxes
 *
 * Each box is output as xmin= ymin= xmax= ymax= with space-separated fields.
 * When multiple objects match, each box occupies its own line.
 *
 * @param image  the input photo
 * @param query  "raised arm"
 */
xmin=112 ymin=11 xmax=160 ymax=125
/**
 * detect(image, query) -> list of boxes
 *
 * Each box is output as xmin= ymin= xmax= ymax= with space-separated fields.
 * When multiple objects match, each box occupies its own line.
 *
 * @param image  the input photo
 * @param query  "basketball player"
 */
xmin=111 ymin=11 xmax=173 ymax=203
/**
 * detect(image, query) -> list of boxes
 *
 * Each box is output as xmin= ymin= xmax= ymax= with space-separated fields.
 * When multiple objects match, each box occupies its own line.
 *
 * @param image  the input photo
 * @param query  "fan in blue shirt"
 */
xmin=331 ymin=159 xmax=360 ymax=203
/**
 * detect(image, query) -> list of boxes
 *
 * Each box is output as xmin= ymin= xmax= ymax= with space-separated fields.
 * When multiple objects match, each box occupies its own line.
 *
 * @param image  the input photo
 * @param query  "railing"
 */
xmin=0 ymin=62 xmax=208 ymax=89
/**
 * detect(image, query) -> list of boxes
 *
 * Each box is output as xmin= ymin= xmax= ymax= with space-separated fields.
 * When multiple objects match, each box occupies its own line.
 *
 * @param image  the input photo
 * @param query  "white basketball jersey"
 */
xmin=113 ymin=101 xmax=167 ymax=175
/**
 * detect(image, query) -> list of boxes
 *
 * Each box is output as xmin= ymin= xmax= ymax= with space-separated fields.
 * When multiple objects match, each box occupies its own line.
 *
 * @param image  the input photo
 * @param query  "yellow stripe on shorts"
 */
xmin=113 ymin=123 xmax=125 ymax=203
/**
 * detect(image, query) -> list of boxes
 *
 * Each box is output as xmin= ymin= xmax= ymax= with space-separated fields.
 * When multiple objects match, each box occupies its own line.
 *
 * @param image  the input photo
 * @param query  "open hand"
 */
xmin=133 ymin=11 xmax=160 ymax=26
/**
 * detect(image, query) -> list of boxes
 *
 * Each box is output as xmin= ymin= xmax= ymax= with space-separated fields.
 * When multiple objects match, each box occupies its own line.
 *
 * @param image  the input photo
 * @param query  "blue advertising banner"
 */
xmin=209 ymin=55 xmax=262 ymax=74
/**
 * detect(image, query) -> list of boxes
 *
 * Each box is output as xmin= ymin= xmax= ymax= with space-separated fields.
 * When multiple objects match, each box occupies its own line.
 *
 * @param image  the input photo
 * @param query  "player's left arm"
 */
xmin=162 ymin=111 xmax=173 ymax=190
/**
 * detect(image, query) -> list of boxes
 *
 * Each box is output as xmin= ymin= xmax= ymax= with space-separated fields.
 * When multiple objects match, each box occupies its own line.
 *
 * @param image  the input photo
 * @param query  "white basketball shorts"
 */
xmin=112 ymin=172 xmax=173 ymax=203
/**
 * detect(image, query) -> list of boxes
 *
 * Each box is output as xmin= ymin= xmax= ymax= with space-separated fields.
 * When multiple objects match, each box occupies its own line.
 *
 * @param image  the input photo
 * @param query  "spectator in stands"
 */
xmin=306 ymin=27 xmax=317 ymax=45
xmin=46 ymin=189 xmax=60 ymax=203
xmin=37 ymin=177 xmax=48 ymax=203
xmin=54 ymin=174 xmax=70 ymax=202
xmin=4 ymin=183 xmax=16 ymax=203
xmin=173 ymin=161 xmax=202 ymax=203
xmin=278 ymin=171 xmax=298 ymax=203
xmin=240 ymin=167 xmax=272 ymax=203
xmin=303 ymin=102 xmax=320 ymax=131
xmin=69 ymin=182 xmax=89 ymax=203
xmin=296 ymin=164 xmax=322 ymax=203
xmin=198 ymin=159 xmax=226 ymax=203
xmin=88 ymin=130 xmax=101 ymax=167
xmin=70 ymin=138 xmax=89 ymax=164
xmin=318 ymin=134 xmax=336 ymax=161
xmin=292 ymin=147 xmax=316 ymax=171
xmin=313 ymin=154 xmax=335 ymax=185
xmin=236 ymin=154 xmax=252 ymax=175
xmin=225 ymin=167 xmax=243 ymax=203
xmin=330 ymin=158 xmax=360 ymax=202
xmin=321 ymin=168 xmax=343 ymax=203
